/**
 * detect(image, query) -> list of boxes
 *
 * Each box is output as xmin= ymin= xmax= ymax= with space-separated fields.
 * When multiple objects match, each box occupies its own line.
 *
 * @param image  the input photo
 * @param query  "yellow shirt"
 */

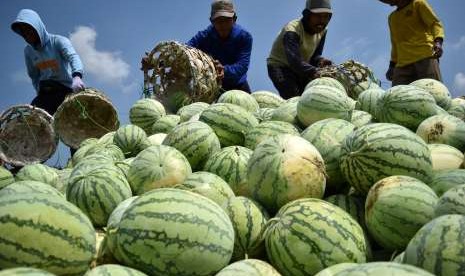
xmin=267 ymin=19 xmax=325 ymax=67
xmin=388 ymin=0 xmax=444 ymax=67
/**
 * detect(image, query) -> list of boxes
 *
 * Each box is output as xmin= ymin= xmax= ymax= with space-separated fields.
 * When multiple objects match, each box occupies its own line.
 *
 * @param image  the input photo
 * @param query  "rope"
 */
xmin=72 ymin=98 xmax=113 ymax=133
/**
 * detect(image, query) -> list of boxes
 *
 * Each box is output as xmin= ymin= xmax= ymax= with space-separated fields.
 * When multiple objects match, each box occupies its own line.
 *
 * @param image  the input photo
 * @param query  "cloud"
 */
xmin=332 ymin=37 xmax=372 ymax=62
xmin=451 ymin=36 xmax=465 ymax=50
xmin=10 ymin=70 xmax=30 ymax=84
xmin=454 ymin=72 xmax=465 ymax=94
xmin=121 ymin=81 xmax=143 ymax=95
xmin=69 ymin=26 xmax=130 ymax=84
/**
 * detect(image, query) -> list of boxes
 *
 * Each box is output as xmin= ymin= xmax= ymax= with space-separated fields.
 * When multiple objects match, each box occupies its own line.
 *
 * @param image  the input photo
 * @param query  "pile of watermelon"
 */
xmin=1 ymin=76 xmax=465 ymax=276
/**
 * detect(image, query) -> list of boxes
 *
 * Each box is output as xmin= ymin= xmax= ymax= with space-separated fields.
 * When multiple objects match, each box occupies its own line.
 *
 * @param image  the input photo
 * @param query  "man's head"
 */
xmin=12 ymin=22 xmax=40 ymax=47
xmin=303 ymin=0 xmax=332 ymax=34
xmin=210 ymin=0 xmax=236 ymax=40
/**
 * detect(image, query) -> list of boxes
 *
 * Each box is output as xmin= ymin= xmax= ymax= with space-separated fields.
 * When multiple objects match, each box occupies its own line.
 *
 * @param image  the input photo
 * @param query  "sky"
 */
xmin=1 ymin=0 xmax=465 ymax=166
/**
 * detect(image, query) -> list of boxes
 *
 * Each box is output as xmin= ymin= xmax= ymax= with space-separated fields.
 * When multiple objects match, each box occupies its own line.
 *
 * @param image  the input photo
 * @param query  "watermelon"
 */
xmin=404 ymin=214 xmax=465 ymax=276
xmin=270 ymin=98 xmax=300 ymax=126
xmin=127 ymin=145 xmax=191 ymax=195
xmin=297 ymin=85 xmax=355 ymax=127
xmin=216 ymin=259 xmax=281 ymax=276
xmin=225 ymin=196 xmax=268 ymax=261
xmin=304 ymin=77 xmax=346 ymax=94
xmin=177 ymin=102 xmax=210 ymax=122
xmin=327 ymin=262 xmax=434 ymax=276
xmin=84 ymin=264 xmax=147 ymax=276
xmin=350 ymin=110 xmax=372 ymax=127
xmin=340 ymin=123 xmax=433 ymax=194
xmin=176 ymin=171 xmax=235 ymax=209
xmin=434 ymin=184 xmax=465 ymax=217
xmin=254 ymin=108 xmax=275 ymax=122
xmin=447 ymin=97 xmax=465 ymax=121
xmin=392 ymin=251 xmax=405 ymax=263
xmin=217 ymin=90 xmax=260 ymax=113
xmin=410 ymin=78 xmax=452 ymax=110
xmin=325 ymin=194 xmax=365 ymax=227
xmin=0 ymin=180 xmax=63 ymax=198
xmin=151 ymin=114 xmax=180 ymax=134
xmin=115 ymin=158 xmax=133 ymax=178
xmin=301 ymin=118 xmax=355 ymax=194
xmin=79 ymin=138 xmax=99 ymax=148
xmin=265 ymin=198 xmax=367 ymax=276
xmin=162 ymin=121 xmax=220 ymax=171
xmin=428 ymin=144 xmax=464 ymax=171
xmin=365 ymin=175 xmax=438 ymax=251
xmin=203 ymin=146 xmax=252 ymax=196
xmin=147 ymin=133 xmax=166 ymax=146
xmin=251 ymin=91 xmax=284 ymax=108
xmin=244 ymin=121 xmax=299 ymax=150
xmin=0 ymin=268 xmax=56 ymax=276
xmin=0 ymin=193 xmax=96 ymax=275
xmin=56 ymin=168 xmax=72 ymax=194
xmin=113 ymin=125 xmax=150 ymax=158
xmin=351 ymin=80 xmax=381 ymax=99
xmin=199 ymin=103 xmax=259 ymax=147
xmin=247 ymin=134 xmax=326 ymax=213
xmin=429 ymin=169 xmax=465 ymax=196
xmin=355 ymin=88 xmax=385 ymax=120
xmin=314 ymin=263 xmax=358 ymax=276
xmin=129 ymin=98 xmax=165 ymax=133
xmin=377 ymin=85 xmax=437 ymax=130
xmin=0 ymin=166 xmax=14 ymax=190
xmin=114 ymin=188 xmax=234 ymax=276
xmin=76 ymin=143 xmax=125 ymax=164
xmin=416 ymin=114 xmax=465 ymax=151
xmin=97 ymin=131 xmax=116 ymax=146
xmin=15 ymin=164 xmax=59 ymax=189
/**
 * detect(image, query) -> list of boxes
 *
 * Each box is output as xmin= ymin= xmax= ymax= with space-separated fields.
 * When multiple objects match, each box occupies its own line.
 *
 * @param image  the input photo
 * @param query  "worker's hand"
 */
xmin=433 ymin=40 xmax=443 ymax=58
xmin=386 ymin=67 xmax=394 ymax=81
xmin=71 ymin=76 xmax=85 ymax=92
xmin=317 ymin=57 xmax=333 ymax=68
xmin=214 ymin=60 xmax=224 ymax=81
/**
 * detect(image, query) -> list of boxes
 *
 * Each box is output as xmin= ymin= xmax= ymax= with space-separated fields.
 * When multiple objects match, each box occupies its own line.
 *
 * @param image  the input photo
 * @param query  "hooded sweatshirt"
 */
xmin=11 ymin=9 xmax=83 ymax=92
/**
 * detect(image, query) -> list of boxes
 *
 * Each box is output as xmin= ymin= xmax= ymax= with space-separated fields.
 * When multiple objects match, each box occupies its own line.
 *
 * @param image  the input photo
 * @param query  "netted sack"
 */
xmin=318 ymin=59 xmax=380 ymax=99
xmin=54 ymin=88 xmax=119 ymax=149
xmin=0 ymin=105 xmax=58 ymax=166
xmin=143 ymin=40 xmax=220 ymax=113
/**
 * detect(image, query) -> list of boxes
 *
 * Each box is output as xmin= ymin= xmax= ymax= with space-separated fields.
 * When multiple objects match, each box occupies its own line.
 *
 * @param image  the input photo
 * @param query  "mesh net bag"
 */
xmin=318 ymin=59 xmax=380 ymax=98
xmin=0 ymin=105 xmax=58 ymax=166
xmin=143 ymin=40 xmax=221 ymax=113
xmin=54 ymin=88 xmax=119 ymax=149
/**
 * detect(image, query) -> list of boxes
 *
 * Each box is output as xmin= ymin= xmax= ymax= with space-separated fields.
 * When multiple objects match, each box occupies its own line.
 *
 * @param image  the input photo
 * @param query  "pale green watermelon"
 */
xmin=129 ymin=98 xmax=165 ymax=133
xmin=270 ymin=98 xmax=300 ymax=126
xmin=447 ymin=97 xmax=465 ymax=121
xmin=151 ymin=114 xmax=180 ymax=134
xmin=327 ymin=262 xmax=434 ymax=276
xmin=146 ymin=133 xmax=167 ymax=146
xmin=416 ymin=114 xmax=465 ymax=151
xmin=410 ymin=78 xmax=452 ymax=110
xmin=0 ymin=166 xmax=14 ymax=190
xmin=428 ymin=144 xmax=464 ymax=171
xmin=177 ymin=102 xmax=210 ymax=122
xmin=84 ymin=264 xmax=147 ymax=276
xmin=253 ymin=108 xmax=275 ymax=122
xmin=304 ymin=77 xmax=346 ymax=94
xmin=15 ymin=164 xmax=59 ymax=189
xmin=218 ymin=90 xmax=260 ymax=113
xmin=355 ymin=88 xmax=385 ymax=121
xmin=434 ymin=184 xmax=465 ymax=217
xmin=0 ymin=268 xmax=56 ymax=276
xmin=251 ymin=91 xmax=284 ymax=108
xmin=113 ymin=125 xmax=150 ymax=158
xmin=244 ymin=121 xmax=299 ymax=150
xmin=0 ymin=180 xmax=63 ymax=198
xmin=216 ymin=259 xmax=281 ymax=276
xmin=429 ymin=169 xmax=465 ymax=196
xmin=350 ymin=110 xmax=373 ymax=127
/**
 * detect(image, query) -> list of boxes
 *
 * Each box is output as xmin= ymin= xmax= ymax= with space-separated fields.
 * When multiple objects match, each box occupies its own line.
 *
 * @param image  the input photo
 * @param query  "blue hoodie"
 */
xmin=11 ymin=9 xmax=84 ymax=92
xmin=187 ymin=24 xmax=252 ymax=90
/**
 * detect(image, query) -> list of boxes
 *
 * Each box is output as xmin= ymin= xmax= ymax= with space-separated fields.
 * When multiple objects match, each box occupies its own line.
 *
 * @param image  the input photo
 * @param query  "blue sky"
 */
xmin=1 ymin=0 xmax=465 ymax=166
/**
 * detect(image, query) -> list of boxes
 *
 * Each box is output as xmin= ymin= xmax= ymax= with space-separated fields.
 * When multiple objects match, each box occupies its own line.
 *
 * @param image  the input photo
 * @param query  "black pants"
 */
xmin=31 ymin=80 xmax=72 ymax=116
xmin=267 ymin=64 xmax=309 ymax=99
xmin=222 ymin=81 xmax=251 ymax=93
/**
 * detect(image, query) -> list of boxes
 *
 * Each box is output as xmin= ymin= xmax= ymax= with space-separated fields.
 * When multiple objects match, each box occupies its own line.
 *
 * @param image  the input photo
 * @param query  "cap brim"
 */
xmin=211 ymin=11 xmax=235 ymax=20
xmin=310 ymin=8 xmax=332 ymax=13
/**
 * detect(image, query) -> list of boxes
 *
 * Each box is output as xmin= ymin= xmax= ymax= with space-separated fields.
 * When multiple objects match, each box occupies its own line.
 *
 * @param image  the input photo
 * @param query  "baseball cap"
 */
xmin=210 ymin=0 xmax=235 ymax=20
xmin=306 ymin=0 xmax=332 ymax=13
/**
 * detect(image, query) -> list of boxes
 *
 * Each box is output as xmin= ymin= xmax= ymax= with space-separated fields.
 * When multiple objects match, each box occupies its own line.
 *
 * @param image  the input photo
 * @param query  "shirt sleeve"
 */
xmin=417 ymin=0 xmax=444 ymax=39
xmin=187 ymin=31 xmax=204 ymax=49
xmin=282 ymin=31 xmax=318 ymax=77
xmin=223 ymin=32 xmax=252 ymax=84
xmin=310 ymin=31 xmax=327 ymax=66
xmin=24 ymin=48 xmax=40 ymax=91
xmin=58 ymin=37 xmax=84 ymax=76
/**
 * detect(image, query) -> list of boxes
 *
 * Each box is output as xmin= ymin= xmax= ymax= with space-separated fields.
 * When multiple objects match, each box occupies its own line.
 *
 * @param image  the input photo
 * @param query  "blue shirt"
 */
xmin=187 ymin=24 xmax=252 ymax=90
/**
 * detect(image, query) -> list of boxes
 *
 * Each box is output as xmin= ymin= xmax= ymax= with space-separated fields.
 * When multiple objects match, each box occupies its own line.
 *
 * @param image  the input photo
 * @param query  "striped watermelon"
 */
xmin=410 ymin=78 xmax=452 ymax=110
xmin=216 ymin=259 xmax=281 ymax=276
xmin=352 ymin=80 xmax=381 ymax=99
xmin=428 ymin=144 xmax=464 ymax=171
xmin=247 ymin=134 xmax=326 ymax=213
xmin=254 ymin=108 xmax=275 ymax=122
xmin=327 ymin=262 xmax=434 ymax=276
xmin=218 ymin=90 xmax=260 ymax=113
xmin=97 ymin=131 xmax=116 ymax=146
xmin=0 ymin=166 xmax=14 ymax=190
xmin=365 ymin=175 xmax=438 ymax=251
xmin=297 ymin=85 xmax=355 ymax=127
xmin=15 ymin=164 xmax=59 ymax=189
xmin=448 ymin=97 xmax=465 ymax=121
xmin=301 ymin=118 xmax=355 ymax=193
xmin=129 ymin=98 xmax=165 ymax=133
xmin=162 ymin=121 xmax=221 ymax=171
xmin=392 ymin=251 xmax=405 ymax=263
xmin=270 ymin=98 xmax=300 ymax=126
xmin=0 ymin=180 xmax=63 ymax=198
xmin=416 ymin=114 xmax=465 ymax=151
xmin=199 ymin=103 xmax=258 ymax=147
xmin=113 ymin=125 xmax=150 ymax=158
xmin=79 ymin=138 xmax=99 ymax=148
xmin=355 ymin=88 xmax=385 ymax=120
xmin=81 ymin=144 xmax=125 ymax=164
xmin=377 ymin=85 xmax=437 ymax=130
xmin=340 ymin=123 xmax=433 ymax=194
xmin=203 ymin=146 xmax=252 ymax=196
xmin=0 ymin=268 xmax=56 ymax=276
xmin=314 ymin=263 xmax=358 ymax=276
xmin=325 ymin=194 xmax=365 ymax=227
xmin=114 ymin=188 xmax=234 ymax=276
xmin=350 ymin=110 xmax=372 ymax=127
xmin=151 ymin=114 xmax=180 ymax=134
xmin=176 ymin=171 xmax=235 ymax=209
xmin=177 ymin=102 xmax=210 ymax=122
xmin=84 ymin=265 xmax=147 ymax=276
xmin=304 ymin=77 xmax=346 ymax=94
xmin=244 ymin=121 xmax=299 ymax=150
xmin=127 ymin=145 xmax=191 ymax=195
xmin=115 ymin=158 xmax=133 ymax=178
xmin=429 ymin=169 xmax=465 ymax=196
xmin=146 ymin=133 xmax=167 ymax=146
xmin=434 ymin=184 xmax=465 ymax=217
xmin=67 ymin=161 xmax=132 ymax=227
xmin=265 ymin=198 xmax=367 ymax=276
xmin=0 ymin=193 xmax=96 ymax=275
xmin=225 ymin=196 xmax=269 ymax=261
xmin=56 ymin=168 xmax=72 ymax=194
xmin=404 ymin=214 xmax=465 ymax=276
xmin=251 ymin=91 xmax=284 ymax=108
